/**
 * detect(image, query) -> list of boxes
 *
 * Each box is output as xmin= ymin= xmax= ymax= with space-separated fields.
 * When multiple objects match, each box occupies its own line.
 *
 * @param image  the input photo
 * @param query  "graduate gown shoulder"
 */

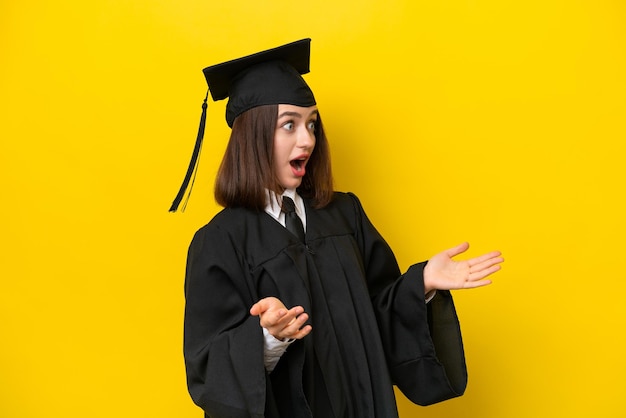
xmin=183 ymin=192 xmax=468 ymax=418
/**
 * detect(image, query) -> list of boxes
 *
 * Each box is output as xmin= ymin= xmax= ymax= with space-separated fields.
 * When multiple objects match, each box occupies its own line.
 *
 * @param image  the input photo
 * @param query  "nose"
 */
xmin=297 ymin=125 xmax=315 ymax=150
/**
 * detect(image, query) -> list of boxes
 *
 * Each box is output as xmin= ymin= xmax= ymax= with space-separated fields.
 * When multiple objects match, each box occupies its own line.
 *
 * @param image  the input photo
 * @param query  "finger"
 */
xmin=280 ymin=313 xmax=311 ymax=340
xmin=468 ymin=264 xmax=502 ymax=281
xmin=445 ymin=242 xmax=470 ymax=258
xmin=249 ymin=300 xmax=267 ymax=316
xmin=250 ymin=296 xmax=279 ymax=316
xmin=291 ymin=324 xmax=313 ymax=340
xmin=463 ymin=278 xmax=492 ymax=289
xmin=258 ymin=306 xmax=290 ymax=328
xmin=270 ymin=311 xmax=309 ymax=340
xmin=284 ymin=312 xmax=309 ymax=332
xmin=263 ymin=306 xmax=303 ymax=329
xmin=283 ymin=306 xmax=304 ymax=322
xmin=469 ymin=254 xmax=504 ymax=272
xmin=467 ymin=251 xmax=503 ymax=268
xmin=278 ymin=324 xmax=312 ymax=341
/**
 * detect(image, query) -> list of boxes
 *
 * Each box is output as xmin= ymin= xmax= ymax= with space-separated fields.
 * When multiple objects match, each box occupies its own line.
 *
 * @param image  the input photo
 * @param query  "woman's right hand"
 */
xmin=250 ymin=297 xmax=312 ymax=341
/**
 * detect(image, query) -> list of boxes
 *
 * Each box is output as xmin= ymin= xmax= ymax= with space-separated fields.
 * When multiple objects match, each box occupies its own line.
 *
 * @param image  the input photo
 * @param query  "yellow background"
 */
xmin=2 ymin=1 xmax=625 ymax=417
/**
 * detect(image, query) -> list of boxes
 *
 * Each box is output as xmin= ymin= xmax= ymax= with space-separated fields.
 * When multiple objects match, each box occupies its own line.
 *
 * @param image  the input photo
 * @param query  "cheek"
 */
xmin=273 ymin=133 xmax=291 ymax=159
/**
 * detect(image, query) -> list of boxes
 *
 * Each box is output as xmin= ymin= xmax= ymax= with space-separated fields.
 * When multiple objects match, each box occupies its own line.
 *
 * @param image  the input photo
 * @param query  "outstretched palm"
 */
xmin=424 ymin=242 xmax=504 ymax=293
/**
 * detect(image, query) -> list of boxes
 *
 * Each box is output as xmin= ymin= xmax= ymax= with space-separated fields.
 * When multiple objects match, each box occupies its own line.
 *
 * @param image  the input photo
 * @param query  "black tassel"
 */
xmin=169 ymin=93 xmax=209 ymax=212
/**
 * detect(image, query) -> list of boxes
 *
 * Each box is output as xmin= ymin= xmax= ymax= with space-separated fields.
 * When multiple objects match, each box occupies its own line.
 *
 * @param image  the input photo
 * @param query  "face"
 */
xmin=273 ymin=104 xmax=318 ymax=190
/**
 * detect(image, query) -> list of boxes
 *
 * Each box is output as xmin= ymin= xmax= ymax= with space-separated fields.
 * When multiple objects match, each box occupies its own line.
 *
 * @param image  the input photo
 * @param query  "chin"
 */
xmin=281 ymin=179 xmax=303 ymax=190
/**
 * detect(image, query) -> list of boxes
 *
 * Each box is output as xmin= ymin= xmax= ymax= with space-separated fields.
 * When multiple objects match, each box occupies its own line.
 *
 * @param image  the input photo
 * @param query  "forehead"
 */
xmin=277 ymin=104 xmax=319 ymax=117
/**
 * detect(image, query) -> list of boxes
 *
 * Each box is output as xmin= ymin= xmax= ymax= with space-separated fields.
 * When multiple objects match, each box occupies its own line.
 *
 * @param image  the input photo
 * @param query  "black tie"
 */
xmin=282 ymin=196 xmax=305 ymax=243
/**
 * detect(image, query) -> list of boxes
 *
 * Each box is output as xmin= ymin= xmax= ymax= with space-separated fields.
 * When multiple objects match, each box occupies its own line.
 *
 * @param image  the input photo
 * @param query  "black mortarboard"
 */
xmin=169 ymin=38 xmax=316 ymax=212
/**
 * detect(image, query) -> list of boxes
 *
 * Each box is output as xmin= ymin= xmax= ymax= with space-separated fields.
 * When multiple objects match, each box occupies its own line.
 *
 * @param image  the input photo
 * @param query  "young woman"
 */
xmin=175 ymin=39 xmax=503 ymax=418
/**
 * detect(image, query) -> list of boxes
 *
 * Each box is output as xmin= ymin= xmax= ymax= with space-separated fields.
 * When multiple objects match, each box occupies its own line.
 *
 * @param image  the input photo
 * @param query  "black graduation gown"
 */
xmin=183 ymin=192 xmax=467 ymax=418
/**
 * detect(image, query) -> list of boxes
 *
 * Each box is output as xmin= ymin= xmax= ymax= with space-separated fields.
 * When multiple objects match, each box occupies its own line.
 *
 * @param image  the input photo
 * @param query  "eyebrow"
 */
xmin=278 ymin=109 xmax=319 ymax=119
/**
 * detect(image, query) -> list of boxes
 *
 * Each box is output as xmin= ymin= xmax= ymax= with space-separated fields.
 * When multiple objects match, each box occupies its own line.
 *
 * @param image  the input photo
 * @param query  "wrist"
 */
xmin=423 ymin=262 xmax=435 ymax=294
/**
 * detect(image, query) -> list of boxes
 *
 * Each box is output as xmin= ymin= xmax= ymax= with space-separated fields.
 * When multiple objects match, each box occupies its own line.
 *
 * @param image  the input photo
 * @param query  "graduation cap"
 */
xmin=169 ymin=38 xmax=316 ymax=212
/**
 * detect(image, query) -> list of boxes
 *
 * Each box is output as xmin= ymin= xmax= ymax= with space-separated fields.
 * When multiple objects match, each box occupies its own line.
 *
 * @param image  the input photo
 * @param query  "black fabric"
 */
xmin=282 ymin=196 xmax=306 ymax=243
xmin=203 ymin=39 xmax=312 ymax=102
xmin=183 ymin=192 xmax=468 ymax=418
xmin=203 ymin=39 xmax=316 ymax=127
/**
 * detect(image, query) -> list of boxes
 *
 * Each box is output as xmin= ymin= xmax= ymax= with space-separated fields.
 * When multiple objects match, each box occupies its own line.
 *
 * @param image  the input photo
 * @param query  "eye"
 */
xmin=282 ymin=121 xmax=294 ymax=131
xmin=307 ymin=120 xmax=317 ymax=131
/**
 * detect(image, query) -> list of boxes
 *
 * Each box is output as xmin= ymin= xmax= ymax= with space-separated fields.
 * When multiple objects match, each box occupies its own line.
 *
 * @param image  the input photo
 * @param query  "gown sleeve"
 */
xmin=347 ymin=193 xmax=468 ymax=406
xmin=183 ymin=222 xmax=266 ymax=418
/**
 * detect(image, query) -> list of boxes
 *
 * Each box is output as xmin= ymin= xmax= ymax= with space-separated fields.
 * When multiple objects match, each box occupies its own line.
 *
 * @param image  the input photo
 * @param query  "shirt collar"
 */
xmin=265 ymin=189 xmax=306 ymax=227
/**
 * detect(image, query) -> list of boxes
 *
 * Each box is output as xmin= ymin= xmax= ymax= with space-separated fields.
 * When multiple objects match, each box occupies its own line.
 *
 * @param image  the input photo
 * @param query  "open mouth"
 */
xmin=290 ymin=158 xmax=307 ymax=175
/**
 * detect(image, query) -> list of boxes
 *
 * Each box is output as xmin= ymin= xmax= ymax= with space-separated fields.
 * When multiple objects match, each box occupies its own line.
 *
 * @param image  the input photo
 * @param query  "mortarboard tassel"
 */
xmin=169 ymin=93 xmax=209 ymax=212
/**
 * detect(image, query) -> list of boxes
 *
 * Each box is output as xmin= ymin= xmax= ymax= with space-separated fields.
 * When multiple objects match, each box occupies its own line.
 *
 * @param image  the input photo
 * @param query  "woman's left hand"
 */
xmin=423 ymin=242 xmax=504 ymax=293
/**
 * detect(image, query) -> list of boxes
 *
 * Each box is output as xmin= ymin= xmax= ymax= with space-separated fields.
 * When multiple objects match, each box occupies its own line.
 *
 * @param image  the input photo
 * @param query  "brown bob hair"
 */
xmin=214 ymin=104 xmax=334 ymax=211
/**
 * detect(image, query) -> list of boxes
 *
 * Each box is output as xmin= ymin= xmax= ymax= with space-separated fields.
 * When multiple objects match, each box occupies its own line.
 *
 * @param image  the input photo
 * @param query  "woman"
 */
xmin=175 ymin=39 xmax=503 ymax=418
